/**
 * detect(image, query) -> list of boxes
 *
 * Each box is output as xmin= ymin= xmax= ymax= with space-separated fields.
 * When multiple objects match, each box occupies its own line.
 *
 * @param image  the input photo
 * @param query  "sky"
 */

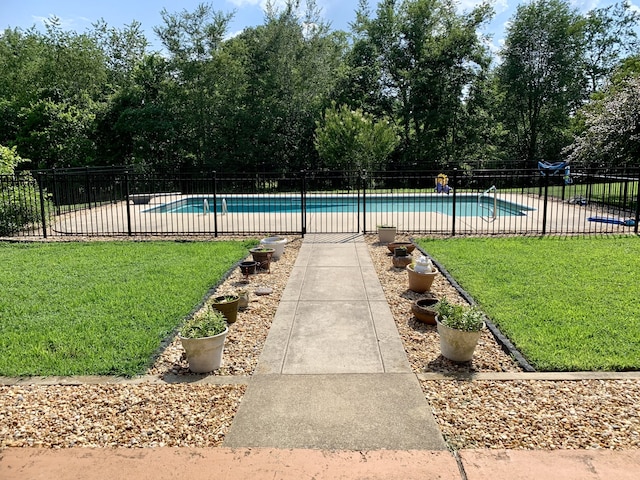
xmin=1 ymin=0 xmax=638 ymax=54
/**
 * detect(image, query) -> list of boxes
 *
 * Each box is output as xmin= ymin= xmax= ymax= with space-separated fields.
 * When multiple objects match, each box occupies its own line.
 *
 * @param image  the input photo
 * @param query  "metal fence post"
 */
xmin=124 ymin=169 xmax=132 ymax=236
xmin=37 ymin=172 xmax=47 ymax=238
xmin=542 ymin=169 xmax=550 ymax=235
xmin=451 ymin=168 xmax=457 ymax=236
xmin=635 ymin=168 xmax=640 ymax=235
xmin=300 ymin=170 xmax=307 ymax=237
xmin=213 ymin=171 xmax=218 ymax=238
xmin=361 ymin=170 xmax=367 ymax=234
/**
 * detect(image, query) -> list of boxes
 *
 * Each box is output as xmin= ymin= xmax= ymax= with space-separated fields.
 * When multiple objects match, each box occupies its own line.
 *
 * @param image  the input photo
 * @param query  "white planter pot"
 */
xmin=377 ymin=227 xmax=397 ymax=244
xmin=436 ymin=318 xmax=483 ymax=362
xmin=180 ymin=327 xmax=228 ymax=373
xmin=260 ymin=236 xmax=287 ymax=259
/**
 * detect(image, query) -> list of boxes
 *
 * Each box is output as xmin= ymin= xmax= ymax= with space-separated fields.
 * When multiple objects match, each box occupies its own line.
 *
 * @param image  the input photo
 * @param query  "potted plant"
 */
xmin=406 ymin=256 xmax=437 ymax=293
xmin=387 ymin=241 xmax=416 ymax=254
xmin=435 ymin=298 xmax=485 ymax=362
xmin=259 ymin=236 xmax=287 ymax=259
xmin=377 ymin=225 xmax=397 ymax=244
xmin=411 ymin=294 xmax=439 ymax=325
xmin=179 ymin=308 xmax=229 ymax=373
xmin=392 ymin=246 xmax=412 ymax=268
xmin=210 ymin=294 xmax=240 ymax=324
xmin=249 ymin=246 xmax=275 ymax=272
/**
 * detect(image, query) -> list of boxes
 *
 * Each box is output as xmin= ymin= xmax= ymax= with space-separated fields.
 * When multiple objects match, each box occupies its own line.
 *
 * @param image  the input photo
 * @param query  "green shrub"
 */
xmin=0 ymin=145 xmax=50 ymax=235
xmin=436 ymin=298 xmax=484 ymax=332
xmin=180 ymin=308 xmax=228 ymax=339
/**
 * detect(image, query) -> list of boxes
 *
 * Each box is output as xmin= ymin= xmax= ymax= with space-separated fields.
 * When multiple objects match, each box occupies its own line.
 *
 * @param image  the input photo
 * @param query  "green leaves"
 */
xmin=315 ymin=103 xmax=399 ymax=171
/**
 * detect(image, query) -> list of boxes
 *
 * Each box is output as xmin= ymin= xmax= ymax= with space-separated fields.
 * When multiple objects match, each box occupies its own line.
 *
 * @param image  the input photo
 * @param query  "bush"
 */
xmin=0 ymin=145 xmax=50 ymax=235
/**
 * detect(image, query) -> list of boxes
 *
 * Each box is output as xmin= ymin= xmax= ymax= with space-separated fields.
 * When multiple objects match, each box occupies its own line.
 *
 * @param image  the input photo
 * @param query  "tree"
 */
xmin=564 ymin=76 xmax=640 ymax=167
xmin=154 ymin=3 xmax=235 ymax=172
xmin=583 ymin=1 xmax=640 ymax=94
xmin=226 ymin=0 xmax=346 ymax=173
xmin=315 ymin=103 xmax=399 ymax=172
xmin=497 ymin=0 xmax=586 ymax=169
xmin=341 ymin=0 xmax=493 ymax=168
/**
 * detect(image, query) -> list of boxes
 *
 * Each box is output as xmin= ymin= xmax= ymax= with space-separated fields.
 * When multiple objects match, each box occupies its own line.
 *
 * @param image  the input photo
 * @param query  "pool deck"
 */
xmin=44 ymin=192 xmax=632 ymax=236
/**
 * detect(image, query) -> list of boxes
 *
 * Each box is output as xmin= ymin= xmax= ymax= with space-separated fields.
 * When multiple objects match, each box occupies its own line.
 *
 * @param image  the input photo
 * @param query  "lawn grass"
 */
xmin=416 ymin=236 xmax=640 ymax=371
xmin=0 ymin=240 xmax=256 ymax=377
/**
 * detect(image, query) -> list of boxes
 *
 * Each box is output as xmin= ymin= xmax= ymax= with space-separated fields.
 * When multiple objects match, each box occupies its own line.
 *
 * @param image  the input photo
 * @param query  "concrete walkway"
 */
xmin=224 ymin=233 xmax=446 ymax=450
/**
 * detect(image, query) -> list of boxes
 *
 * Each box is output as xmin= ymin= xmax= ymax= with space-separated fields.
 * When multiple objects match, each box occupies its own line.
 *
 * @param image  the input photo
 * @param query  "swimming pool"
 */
xmin=146 ymin=194 xmax=534 ymax=217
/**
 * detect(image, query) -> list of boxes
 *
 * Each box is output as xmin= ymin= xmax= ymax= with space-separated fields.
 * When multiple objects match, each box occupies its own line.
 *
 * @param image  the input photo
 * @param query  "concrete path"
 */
xmin=224 ymin=233 xmax=447 ymax=450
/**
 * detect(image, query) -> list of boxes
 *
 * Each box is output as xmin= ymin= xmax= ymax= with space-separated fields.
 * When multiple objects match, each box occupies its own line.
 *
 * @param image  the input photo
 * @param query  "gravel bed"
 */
xmin=0 ymin=384 xmax=245 ymax=448
xmin=148 ymin=237 xmax=303 ymax=377
xmin=364 ymin=235 xmax=522 ymax=373
xmin=422 ymin=379 xmax=640 ymax=450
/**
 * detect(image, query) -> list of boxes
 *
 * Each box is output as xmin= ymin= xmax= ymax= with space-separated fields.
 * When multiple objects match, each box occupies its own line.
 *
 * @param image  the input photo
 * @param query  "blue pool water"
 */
xmin=146 ymin=194 xmax=534 ymax=217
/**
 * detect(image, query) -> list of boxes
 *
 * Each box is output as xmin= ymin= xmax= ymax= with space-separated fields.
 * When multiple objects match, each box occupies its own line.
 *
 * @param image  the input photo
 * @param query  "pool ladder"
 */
xmin=478 ymin=185 xmax=497 ymax=221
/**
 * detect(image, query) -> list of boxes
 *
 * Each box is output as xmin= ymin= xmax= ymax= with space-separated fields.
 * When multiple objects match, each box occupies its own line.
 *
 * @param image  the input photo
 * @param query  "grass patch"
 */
xmin=0 ymin=240 xmax=256 ymax=377
xmin=416 ymin=236 xmax=640 ymax=371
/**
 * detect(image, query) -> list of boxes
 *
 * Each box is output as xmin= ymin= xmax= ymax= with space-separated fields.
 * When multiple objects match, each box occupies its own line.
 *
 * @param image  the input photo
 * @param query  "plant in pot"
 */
xmin=387 ymin=241 xmax=416 ymax=254
xmin=435 ymin=298 xmax=485 ymax=362
xmin=392 ymin=246 xmax=412 ymax=268
xmin=179 ymin=308 xmax=229 ymax=373
xmin=249 ymin=246 xmax=275 ymax=272
xmin=210 ymin=294 xmax=240 ymax=324
xmin=377 ymin=224 xmax=397 ymax=244
xmin=411 ymin=293 xmax=439 ymax=325
xmin=406 ymin=255 xmax=437 ymax=293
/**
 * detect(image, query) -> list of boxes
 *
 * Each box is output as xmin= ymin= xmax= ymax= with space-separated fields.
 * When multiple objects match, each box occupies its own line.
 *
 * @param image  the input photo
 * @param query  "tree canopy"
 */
xmin=0 ymin=0 xmax=639 ymax=174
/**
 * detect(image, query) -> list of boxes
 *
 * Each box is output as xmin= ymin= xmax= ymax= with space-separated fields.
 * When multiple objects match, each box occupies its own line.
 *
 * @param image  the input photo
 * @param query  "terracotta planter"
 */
xmin=210 ymin=295 xmax=240 ymax=324
xmin=250 ymin=248 xmax=274 ymax=273
xmin=406 ymin=264 xmax=437 ymax=293
xmin=387 ymin=241 xmax=416 ymax=254
xmin=436 ymin=318 xmax=484 ymax=362
xmin=180 ymin=327 xmax=228 ymax=373
xmin=392 ymin=255 xmax=412 ymax=268
xmin=411 ymin=296 xmax=439 ymax=324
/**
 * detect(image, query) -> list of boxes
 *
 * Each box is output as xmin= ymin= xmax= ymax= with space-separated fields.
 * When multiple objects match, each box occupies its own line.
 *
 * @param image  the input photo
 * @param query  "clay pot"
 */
xmin=411 ymin=296 xmax=439 ymax=324
xmin=387 ymin=241 xmax=416 ymax=254
xmin=406 ymin=264 xmax=437 ymax=293
xmin=392 ymin=255 xmax=412 ymax=268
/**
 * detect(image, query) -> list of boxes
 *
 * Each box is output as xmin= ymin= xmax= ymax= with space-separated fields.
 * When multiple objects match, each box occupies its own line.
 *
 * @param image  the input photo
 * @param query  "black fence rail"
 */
xmin=1 ymin=166 xmax=639 ymax=238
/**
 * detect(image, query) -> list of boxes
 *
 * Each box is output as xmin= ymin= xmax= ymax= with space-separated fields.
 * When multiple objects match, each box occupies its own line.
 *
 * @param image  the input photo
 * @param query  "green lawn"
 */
xmin=0 ymin=240 xmax=256 ymax=377
xmin=416 ymin=236 xmax=640 ymax=371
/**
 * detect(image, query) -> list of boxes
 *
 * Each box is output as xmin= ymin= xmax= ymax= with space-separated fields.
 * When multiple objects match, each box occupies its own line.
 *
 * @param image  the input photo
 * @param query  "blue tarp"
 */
xmin=538 ymin=161 xmax=568 ymax=172
xmin=588 ymin=216 xmax=636 ymax=227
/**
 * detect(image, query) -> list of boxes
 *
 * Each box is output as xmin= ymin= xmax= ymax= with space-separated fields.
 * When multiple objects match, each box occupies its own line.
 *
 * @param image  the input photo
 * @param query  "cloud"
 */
xmin=32 ymin=14 xmax=91 ymax=30
xmin=226 ymin=0 xmax=262 ymax=6
xmin=628 ymin=1 xmax=640 ymax=14
xmin=458 ymin=0 xmax=510 ymax=15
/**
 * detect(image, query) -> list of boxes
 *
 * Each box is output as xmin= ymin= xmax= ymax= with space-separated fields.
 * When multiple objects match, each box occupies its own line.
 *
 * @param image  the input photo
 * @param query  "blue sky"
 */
xmin=1 ymin=0 xmax=637 ymax=54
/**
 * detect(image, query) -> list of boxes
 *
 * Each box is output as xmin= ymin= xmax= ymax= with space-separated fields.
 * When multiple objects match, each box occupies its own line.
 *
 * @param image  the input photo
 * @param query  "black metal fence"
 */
xmin=1 ymin=166 xmax=639 ymax=238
